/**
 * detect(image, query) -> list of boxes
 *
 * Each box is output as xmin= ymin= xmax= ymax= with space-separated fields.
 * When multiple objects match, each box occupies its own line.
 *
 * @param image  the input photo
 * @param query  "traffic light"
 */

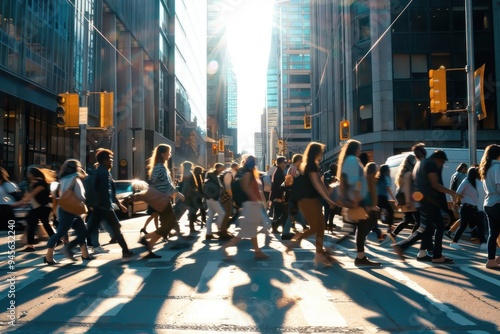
xmin=212 ymin=143 xmax=218 ymax=156
xmin=56 ymin=93 xmax=79 ymax=128
xmin=218 ymin=139 xmax=224 ymax=152
xmin=303 ymin=114 xmax=311 ymax=129
xmin=100 ymin=92 xmax=114 ymax=128
xmin=340 ymin=120 xmax=350 ymax=140
xmin=429 ymin=67 xmax=447 ymax=113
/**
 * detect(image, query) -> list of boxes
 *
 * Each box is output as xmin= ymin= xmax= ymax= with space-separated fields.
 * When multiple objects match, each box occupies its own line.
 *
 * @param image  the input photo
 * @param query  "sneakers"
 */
xmin=92 ymin=246 xmax=110 ymax=254
xmin=143 ymin=252 xmax=161 ymax=259
xmin=449 ymin=242 xmax=461 ymax=250
xmin=281 ymin=233 xmax=295 ymax=240
xmin=480 ymin=243 xmax=487 ymax=251
xmin=122 ymin=251 xmax=134 ymax=259
xmin=354 ymin=256 xmax=381 ymax=267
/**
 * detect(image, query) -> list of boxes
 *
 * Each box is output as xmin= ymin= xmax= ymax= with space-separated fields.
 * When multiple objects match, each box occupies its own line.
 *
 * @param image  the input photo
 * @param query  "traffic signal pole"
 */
xmin=465 ymin=0 xmax=477 ymax=166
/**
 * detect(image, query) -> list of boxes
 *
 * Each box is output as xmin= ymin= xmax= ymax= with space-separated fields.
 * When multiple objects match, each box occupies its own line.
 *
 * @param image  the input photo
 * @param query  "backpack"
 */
xmin=203 ymin=173 xmax=220 ymax=199
xmin=231 ymin=171 xmax=249 ymax=207
xmin=450 ymin=173 xmax=460 ymax=192
xmin=83 ymin=171 xmax=99 ymax=208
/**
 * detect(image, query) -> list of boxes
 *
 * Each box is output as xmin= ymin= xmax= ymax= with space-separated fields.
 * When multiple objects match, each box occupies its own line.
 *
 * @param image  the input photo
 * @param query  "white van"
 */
xmin=385 ymin=147 xmax=485 ymax=195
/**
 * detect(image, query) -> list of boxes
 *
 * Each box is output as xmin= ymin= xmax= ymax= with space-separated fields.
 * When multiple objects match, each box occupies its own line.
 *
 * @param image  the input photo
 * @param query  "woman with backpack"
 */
xmin=17 ymin=167 xmax=56 ymax=252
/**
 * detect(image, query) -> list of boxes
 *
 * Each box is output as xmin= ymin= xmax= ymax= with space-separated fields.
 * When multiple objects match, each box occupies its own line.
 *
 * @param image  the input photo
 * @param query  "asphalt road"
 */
xmin=0 ymin=212 xmax=499 ymax=333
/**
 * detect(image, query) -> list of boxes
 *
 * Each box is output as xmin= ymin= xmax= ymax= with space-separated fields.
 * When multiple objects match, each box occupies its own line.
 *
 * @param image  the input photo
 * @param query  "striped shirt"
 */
xmin=151 ymin=163 xmax=176 ymax=196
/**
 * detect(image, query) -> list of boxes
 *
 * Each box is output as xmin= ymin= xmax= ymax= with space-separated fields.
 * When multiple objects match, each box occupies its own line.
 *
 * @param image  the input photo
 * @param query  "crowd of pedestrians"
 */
xmin=2 ymin=140 xmax=499 ymax=271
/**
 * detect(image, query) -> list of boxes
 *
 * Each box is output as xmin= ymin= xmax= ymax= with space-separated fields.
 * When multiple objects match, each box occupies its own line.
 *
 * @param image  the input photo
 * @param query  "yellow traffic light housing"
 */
xmin=212 ymin=143 xmax=218 ymax=156
xmin=100 ymin=92 xmax=114 ymax=128
xmin=218 ymin=139 xmax=224 ymax=152
xmin=303 ymin=114 xmax=311 ymax=129
xmin=429 ymin=67 xmax=447 ymax=113
xmin=340 ymin=120 xmax=350 ymax=140
xmin=56 ymin=93 xmax=79 ymax=128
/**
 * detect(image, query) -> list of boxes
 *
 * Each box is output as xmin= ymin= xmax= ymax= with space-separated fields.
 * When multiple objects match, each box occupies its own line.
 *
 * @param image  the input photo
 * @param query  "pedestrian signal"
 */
xmin=429 ymin=67 xmax=447 ymax=113
xmin=340 ymin=120 xmax=350 ymax=140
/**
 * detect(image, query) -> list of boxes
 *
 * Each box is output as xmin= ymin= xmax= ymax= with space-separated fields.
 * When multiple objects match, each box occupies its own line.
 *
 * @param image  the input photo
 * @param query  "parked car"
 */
xmin=114 ymin=180 xmax=149 ymax=218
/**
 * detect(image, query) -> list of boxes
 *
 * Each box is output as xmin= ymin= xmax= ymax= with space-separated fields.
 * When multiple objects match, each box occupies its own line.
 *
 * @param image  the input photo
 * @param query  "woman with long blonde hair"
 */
xmin=287 ymin=142 xmax=337 ymax=267
xmin=478 ymin=144 xmax=500 ymax=269
xmin=139 ymin=144 xmax=185 ymax=258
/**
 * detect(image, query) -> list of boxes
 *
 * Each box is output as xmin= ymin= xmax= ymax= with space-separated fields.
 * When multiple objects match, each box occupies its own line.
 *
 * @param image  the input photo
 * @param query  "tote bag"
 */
xmin=58 ymin=178 xmax=87 ymax=216
xmin=134 ymin=187 xmax=171 ymax=213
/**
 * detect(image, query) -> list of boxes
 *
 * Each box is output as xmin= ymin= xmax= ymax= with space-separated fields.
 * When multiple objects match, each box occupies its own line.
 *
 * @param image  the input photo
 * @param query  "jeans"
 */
xmin=484 ymin=204 xmax=500 ymax=260
xmin=453 ymin=204 xmax=486 ymax=244
xmin=47 ymin=208 xmax=87 ymax=249
xmin=26 ymin=206 xmax=53 ymax=244
xmin=399 ymin=204 xmax=439 ymax=256
xmin=282 ymin=209 xmax=307 ymax=234
xmin=86 ymin=208 xmax=130 ymax=253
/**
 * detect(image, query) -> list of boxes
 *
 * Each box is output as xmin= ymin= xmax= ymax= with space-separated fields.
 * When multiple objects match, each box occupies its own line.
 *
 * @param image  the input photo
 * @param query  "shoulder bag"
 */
xmin=58 ymin=178 xmax=87 ymax=216
xmin=134 ymin=186 xmax=172 ymax=213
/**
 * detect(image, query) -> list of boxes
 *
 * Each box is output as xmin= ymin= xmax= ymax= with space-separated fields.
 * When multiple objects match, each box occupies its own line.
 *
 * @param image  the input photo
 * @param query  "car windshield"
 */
xmin=115 ymin=182 xmax=132 ymax=193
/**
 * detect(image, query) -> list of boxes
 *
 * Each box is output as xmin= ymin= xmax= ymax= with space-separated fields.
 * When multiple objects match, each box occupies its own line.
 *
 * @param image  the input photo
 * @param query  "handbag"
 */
xmin=341 ymin=206 xmax=368 ymax=223
xmin=58 ymin=178 xmax=87 ymax=216
xmin=134 ymin=186 xmax=171 ymax=213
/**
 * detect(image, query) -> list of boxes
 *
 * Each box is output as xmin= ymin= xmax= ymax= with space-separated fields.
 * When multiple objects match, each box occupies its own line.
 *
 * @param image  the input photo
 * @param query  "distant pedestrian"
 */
xmin=204 ymin=163 xmax=226 ymax=240
xmin=376 ymin=164 xmax=397 ymax=234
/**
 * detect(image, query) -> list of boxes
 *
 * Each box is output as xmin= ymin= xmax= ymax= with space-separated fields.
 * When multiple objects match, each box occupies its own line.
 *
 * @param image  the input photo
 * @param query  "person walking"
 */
xmin=270 ymin=156 xmax=287 ymax=233
xmin=287 ymin=142 xmax=337 ymax=267
xmin=204 ymin=163 xmax=226 ymax=240
xmin=449 ymin=167 xmax=487 ymax=251
xmin=175 ymin=161 xmax=200 ymax=234
xmin=193 ymin=165 xmax=207 ymax=228
xmin=478 ymin=144 xmax=500 ymax=269
xmin=221 ymin=155 xmax=269 ymax=260
xmin=218 ymin=162 xmax=239 ymax=239
xmin=322 ymin=163 xmax=339 ymax=233
xmin=44 ymin=159 xmax=91 ymax=264
xmin=85 ymin=148 xmax=134 ymax=259
xmin=393 ymin=150 xmax=461 ymax=263
xmin=17 ymin=167 xmax=55 ymax=252
xmin=376 ymin=164 xmax=397 ymax=234
xmin=391 ymin=154 xmax=419 ymax=239
xmin=139 ymin=144 xmax=185 ymax=259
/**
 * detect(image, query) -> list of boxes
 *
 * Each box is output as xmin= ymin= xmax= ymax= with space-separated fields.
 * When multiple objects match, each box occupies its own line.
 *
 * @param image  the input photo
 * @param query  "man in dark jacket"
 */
xmin=86 ymin=149 xmax=134 ymax=259
xmin=270 ymin=156 xmax=287 ymax=233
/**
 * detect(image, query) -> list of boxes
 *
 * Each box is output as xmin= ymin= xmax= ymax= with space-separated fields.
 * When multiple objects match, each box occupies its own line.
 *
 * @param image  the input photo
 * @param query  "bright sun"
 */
xmin=225 ymin=0 xmax=275 ymax=154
